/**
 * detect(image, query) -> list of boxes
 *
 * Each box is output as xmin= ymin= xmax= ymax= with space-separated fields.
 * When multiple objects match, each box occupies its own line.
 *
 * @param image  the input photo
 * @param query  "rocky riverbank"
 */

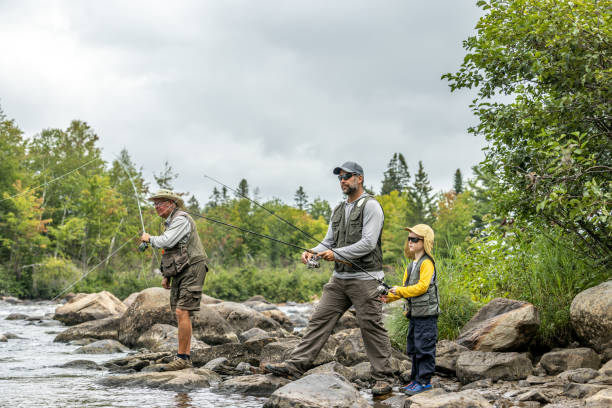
xmin=10 ymin=280 xmax=611 ymax=407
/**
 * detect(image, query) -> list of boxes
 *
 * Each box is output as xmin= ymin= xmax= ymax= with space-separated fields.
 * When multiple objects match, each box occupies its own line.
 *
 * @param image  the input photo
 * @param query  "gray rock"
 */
xmin=118 ymin=288 xmax=175 ymax=347
xmin=563 ymin=382 xmax=607 ymax=399
xmin=0 ymin=335 xmax=7 ymax=342
xmin=203 ymin=357 xmax=238 ymax=375
xmin=456 ymin=351 xmax=533 ymax=384
xmin=570 ymin=280 xmax=612 ymax=352
xmin=335 ymin=329 xmax=367 ymax=366
xmin=557 ymin=367 xmax=599 ymax=383
xmin=191 ymin=338 xmax=274 ymax=367
xmin=211 ymin=301 xmax=281 ymax=333
xmin=406 ymin=389 xmax=493 ymax=408
xmin=516 ymin=390 xmax=550 ymax=403
xmin=351 ymin=362 xmax=371 ymax=381
xmin=260 ymin=338 xmax=335 ymax=367
xmin=54 ymin=316 xmax=120 ymax=343
xmin=192 ymin=304 xmax=240 ymax=345
xmin=461 ymin=378 xmax=493 ymax=390
xmin=457 ymin=298 xmax=540 ymax=352
xmin=263 ymin=373 xmax=369 ymax=408
xmin=57 ymin=359 xmax=101 ymax=370
xmin=97 ymin=368 xmax=221 ymax=392
xmin=218 ymin=374 xmax=290 ymax=397
xmin=236 ymin=361 xmax=258 ymax=375
xmin=69 ymin=338 xmax=98 ymax=346
xmin=585 ymin=388 xmax=612 ymax=408
xmin=136 ymin=323 xmax=208 ymax=353
xmin=377 ymin=394 xmax=407 ymax=408
xmin=5 ymin=313 xmax=28 ymax=320
xmin=3 ymin=332 xmax=24 ymax=339
xmin=436 ymin=340 xmax=469 ymax=375
xmin=599 ymin=358 xmax=612 ymax=376
xmin=261 ymin=309 xmax=294 ymax=332
xmin=539 ymin=347 xmax=601 ymax=375
xmin=304 ymin=362 xmax=355 ymax=382
xmin=122 ymin=292 xmax=140 ymax=308
xmin=239 ymin=327 xmax=271 ymax=343
xmin=55 ymin=291 xmax=127 ymax=326
xmin=73 ymin=339 xmax=129 ymax=354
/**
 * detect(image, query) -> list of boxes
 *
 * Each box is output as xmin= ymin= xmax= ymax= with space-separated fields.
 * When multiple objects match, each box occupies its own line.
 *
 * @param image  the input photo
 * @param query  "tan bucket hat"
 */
xmin=404 ymin=224 xmax=435 ymax=261
xmin=148 ymin=189 xmax=185 ymax=208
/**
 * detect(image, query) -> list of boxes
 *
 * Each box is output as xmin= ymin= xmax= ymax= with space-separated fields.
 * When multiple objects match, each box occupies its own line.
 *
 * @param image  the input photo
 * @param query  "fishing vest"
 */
xmin=403 ymin=254 xmax=440 ymax=317
xmin=330 ymin=195 xmax=384 ymax=273
xmin=160 ymin=210 xmax=208 ymax=278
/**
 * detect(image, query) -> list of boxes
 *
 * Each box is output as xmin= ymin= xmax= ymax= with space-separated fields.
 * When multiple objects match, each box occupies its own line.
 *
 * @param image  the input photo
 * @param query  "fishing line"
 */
xmin=203 ymin=175 xmax=388 ymax=287
xmin=52 ymin=234 xmax=138 ymax=301
xmin=0 ymin=157 xmax=100 ymax=203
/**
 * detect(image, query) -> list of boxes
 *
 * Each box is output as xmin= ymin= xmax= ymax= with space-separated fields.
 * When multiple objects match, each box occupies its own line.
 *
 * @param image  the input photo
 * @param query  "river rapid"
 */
xmin=0 ymin=300 xmax=315 ymax=408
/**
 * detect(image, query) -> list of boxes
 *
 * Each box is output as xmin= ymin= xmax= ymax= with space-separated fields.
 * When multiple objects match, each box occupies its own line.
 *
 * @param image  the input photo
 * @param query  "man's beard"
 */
xmin=342 ymin=183 xmax=358 ymax=195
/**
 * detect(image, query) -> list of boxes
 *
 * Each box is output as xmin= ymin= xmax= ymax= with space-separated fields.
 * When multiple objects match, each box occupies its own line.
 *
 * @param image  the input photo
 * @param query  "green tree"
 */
xmin=187 ymin=195 xmax=201 ymax=213
xmin=308 ymin=197 xmax=332 ymax=221
xmin=453 ymin=169 xmax=464 ymax=194
xmin=407 ymin=161 xmax=435 ymax=225
xmin=381 ymin=153 xmax=411 ymax=195
xmin=236 ymin=179 xmax=249 ymax=198
xmin=443 ymin=0 xmax=612 ymax=268
xmin=433 ymin=191 xmax=476 ymax=258
xmin=154 ymin=160 xmax=178 ymax=190
xmin=294 ymin=186 xmax=308 ymax=210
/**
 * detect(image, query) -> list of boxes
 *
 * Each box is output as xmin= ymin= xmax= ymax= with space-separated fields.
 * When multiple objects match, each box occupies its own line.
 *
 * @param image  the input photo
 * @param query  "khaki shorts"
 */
xmin=170 ymin=261 xmax=207 ymax=313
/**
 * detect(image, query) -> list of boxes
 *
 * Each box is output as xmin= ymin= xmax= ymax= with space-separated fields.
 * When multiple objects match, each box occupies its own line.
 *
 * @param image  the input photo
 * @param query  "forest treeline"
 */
xmin=1 ymin=0 xmax=609 ymax=348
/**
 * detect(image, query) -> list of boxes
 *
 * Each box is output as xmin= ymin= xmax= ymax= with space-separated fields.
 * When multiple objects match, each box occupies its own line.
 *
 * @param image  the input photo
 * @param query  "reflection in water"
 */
xmin=175 ymin=392 xmax=193 ymax=408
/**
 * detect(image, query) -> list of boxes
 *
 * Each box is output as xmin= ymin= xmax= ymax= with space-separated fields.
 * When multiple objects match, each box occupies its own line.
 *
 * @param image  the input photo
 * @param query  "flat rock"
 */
xmin=563 ymin=382 xmax=607 ymax=399
xmin=217 ymin=374 xmax=290 ymax=397
xmin=516 ymin=390 xmax=550 ymax=403
xmin=406 ymin=389 xmax=493 ymax=408
xmin=263 ymin=373 xmax=369 ymax=408
xmin=54 ymin=316 xmax=120 ymax=342
xmin=557 ymin=367 xmax=599 ymax=383
xmin=260 ymin=338 xmax=336 ymax=367
xmin=585 ymin=388 xmax=612 ymax=408
xmin=457 ymin=298 xmax=539 ymax=352
xmin=73 ymin=339 xmax=129 ymax=354
xmin=303 ymin=361 xmax=355 ymax=382
xmin=57 ymin=359 xmax=102 ymax=370
xmin=239 ymin=327 xmax=272 ymax=343
xmin=97 ymin=368 xmax=221 ymax=392
xmin=539 ymin=347 xmax=601 ymax=375
xmin=191 ymin=338 xmax=274 ymax=367
xmin=570 ymin=280 xmax=612 ymax=352
xmin=5 ymin=313 xmax=29 ymax=320
xmin=456 ymin=351 xmax=532 ymax=384
xmin=55 ymin=291 xmax=126 ymax=326
xmin=599 ymin=358 xmax=612 ymax=376
xmin=436 ymin=340 xmax=469 ymax=376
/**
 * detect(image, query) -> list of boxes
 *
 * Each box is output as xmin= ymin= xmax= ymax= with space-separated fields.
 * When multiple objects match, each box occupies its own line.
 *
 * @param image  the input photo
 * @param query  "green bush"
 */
xmin=31 ymin=257 xmax=81 ymax=299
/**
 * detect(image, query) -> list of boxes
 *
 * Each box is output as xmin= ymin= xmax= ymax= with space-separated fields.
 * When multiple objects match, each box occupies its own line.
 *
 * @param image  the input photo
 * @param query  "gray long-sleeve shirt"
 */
xmin=149 ymin=214 xmax=191 ymax=249
xmin=312 ymin=193 xmax=384 ymax=280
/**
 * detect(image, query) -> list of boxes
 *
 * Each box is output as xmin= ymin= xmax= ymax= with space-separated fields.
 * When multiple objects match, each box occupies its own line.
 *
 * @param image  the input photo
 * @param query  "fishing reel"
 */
xmin=138 ymin=241 xmax=149 ymax=252
xmin=376 ymin=282 xmax=390 ymax=296
xmin=306 ymin=254 xmax=321 ymax=269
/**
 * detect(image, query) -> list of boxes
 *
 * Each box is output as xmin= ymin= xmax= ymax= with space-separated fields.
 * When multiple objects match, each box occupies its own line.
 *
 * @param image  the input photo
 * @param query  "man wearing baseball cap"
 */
xmin=140 ymin=189 xmax=208 ymax=371
xmin=264 ymin=162 xmax=394 ymax=396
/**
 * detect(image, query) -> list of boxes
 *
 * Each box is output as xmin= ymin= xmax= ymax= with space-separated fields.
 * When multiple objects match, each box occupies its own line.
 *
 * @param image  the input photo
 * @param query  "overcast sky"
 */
xmin=0 ymin=1 xmax=485 ymax=206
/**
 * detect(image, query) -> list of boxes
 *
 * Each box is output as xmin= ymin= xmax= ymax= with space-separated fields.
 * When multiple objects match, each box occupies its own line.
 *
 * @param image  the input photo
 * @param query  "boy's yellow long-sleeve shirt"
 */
xmin=386 ymin=258 xmax=435 ymax=302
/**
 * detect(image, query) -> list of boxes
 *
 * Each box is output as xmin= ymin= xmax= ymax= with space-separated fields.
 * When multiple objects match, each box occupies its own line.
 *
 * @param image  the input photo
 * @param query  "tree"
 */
xmin=154 ymin=160 xmax=178 ymax=190
xmin=453 ymin=169 xmax=463 ymax=194
xmin=433 ymin=191 xmax=475 ymax=258
xmin=187 ymin=195 xmax=201 ymax=213
xmin=407 ymin=161 xmax=435 ymax=225
xmin=443 ymin=0 xmax=612 ymax=267
xmin=294 ymin=186 xmax=308 ymax=210
xmin=308 ymin=197 xmax=331 ymax=221
xmin=207 ymin=187 xmax=221 ymax=208
xmin=381 ymin=153 xmax=411 ymax=195
xmin=236 ymin=179 xmax=249 ymax=198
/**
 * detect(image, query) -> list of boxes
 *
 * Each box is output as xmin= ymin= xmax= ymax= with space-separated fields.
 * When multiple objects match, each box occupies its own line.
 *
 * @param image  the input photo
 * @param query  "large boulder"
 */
xmin=136 ymin=324 xmax=208 ymax=352
xmin=122 ymin=292 xmax=140 ymax=308
xmin=455 ymin=351 xmax=533 ymax=384
xmin=263 ymin=373 xmax=369 ymax=408
xmin=585 ymin=388 xmax=612 ymax=408
xmin=210 ymin=302 xmax=281 ymax=332
xmin=118 ymin=288 xmax=175 ymax=346
xmin=407 ymin=389 xmax=493 ymax=408
xmin=539 ymin=347 xmax=601 ymax=375
xmin=54 ymin=291 xmax=127 ymax=326
xmin=54 ymin=316 xmax=120 ymax=343
xmin=97 ymin=368 xmax=221 ymax=392
xmin=192 ymin=305 xmax=239 ymax=345
xmin=457 ymin=298 xmax=540 ymax=351
xmin=261 ymin=309 xmax=294 ymax=332
xmin=436 ymin=340 xmax=469 ymax=376
xmin=570 ymin=280 xmax=612 ymax=352
xmin=334 ymin=329 xmax=367 ymax=366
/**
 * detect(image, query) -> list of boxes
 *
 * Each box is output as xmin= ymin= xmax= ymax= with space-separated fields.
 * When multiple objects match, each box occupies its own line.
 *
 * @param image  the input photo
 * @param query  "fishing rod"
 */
xmin=203 ymin=175 xmax=389 ymax=291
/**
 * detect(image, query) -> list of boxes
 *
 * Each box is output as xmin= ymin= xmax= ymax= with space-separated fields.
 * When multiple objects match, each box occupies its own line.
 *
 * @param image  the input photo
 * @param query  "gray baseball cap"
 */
xmin=333 ymin=161 xmax=364 ymax=175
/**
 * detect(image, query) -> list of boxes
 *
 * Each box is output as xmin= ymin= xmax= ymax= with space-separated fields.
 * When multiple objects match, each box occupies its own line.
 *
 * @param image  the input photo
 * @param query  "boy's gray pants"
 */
xmin=287 ymin=277 xmax=393 ymax=381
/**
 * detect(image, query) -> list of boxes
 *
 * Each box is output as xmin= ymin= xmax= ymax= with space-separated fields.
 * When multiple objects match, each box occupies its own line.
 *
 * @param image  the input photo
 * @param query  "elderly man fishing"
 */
xmin=264 ymin=161 xmax=394 ymax=396
xmin=140 ymin=189 xmax=208 ymax=371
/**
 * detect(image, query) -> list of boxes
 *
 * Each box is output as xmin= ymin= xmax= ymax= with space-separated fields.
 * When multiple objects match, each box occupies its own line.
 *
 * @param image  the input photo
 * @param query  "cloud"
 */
xmin=0 ymin=0 xmax=484 ymax=206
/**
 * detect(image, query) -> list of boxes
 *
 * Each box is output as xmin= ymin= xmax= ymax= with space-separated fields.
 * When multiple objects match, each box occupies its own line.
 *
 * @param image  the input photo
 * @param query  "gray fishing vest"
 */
xmin=330 ymin=195 xmax=383 ymax=273
xmin=160 ymin=210 xmax=208 ymax=278
xmin=404 ymin=254 xmax=440 ymax=317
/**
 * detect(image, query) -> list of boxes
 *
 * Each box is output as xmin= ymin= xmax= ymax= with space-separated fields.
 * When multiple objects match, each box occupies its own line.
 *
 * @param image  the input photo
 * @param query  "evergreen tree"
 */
xmin=154 ymin=160 xmax=178 ymax=190
xmin=408 ymin=161 xmax=435 ymax=225
xmin=294 ymin=186 xmax=308 ymax=210
xmin=454 ymin=168 xmax=464 ymax=194
xmin=208 ymin=187 xmax=221 ymax=208
xmin=187 ymin=195 xmax=200 ymax=213
xmin=236 ymin=179 xmax=249 ymax=198
xmin=221 ymin=186 xmax=229 ymax=202
xmin=380 ymin=153 xmax=411 ymax=195
xmin=308 ymin=197 xmax=332 ymax=221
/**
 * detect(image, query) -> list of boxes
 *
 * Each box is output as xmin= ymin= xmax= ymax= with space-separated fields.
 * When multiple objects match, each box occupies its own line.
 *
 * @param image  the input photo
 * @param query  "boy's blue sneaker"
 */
xmin=399 ymin=381 xmax=417 ymax=392
xmin=403 ymin=382 xmax=432 ymax=395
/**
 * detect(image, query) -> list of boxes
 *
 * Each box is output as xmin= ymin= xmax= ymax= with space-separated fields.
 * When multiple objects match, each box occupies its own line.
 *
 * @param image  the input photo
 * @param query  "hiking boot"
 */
xmin=403 ymin=382 xmax=432 ymax=395
xmin=263 ymin=362 xmax=303 ymax=380
xmin=399 ymin=381 xmax=417 ymax=392
xmin=160 ymin=356 xmax=193 ymax=371
xmin=371 ymin=380 xmax=392 ymax=396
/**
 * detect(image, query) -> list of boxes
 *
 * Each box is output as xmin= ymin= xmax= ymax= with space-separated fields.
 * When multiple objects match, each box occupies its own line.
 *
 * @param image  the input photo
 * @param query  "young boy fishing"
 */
xmin=382 ymin=224 xmax=439 ymax=395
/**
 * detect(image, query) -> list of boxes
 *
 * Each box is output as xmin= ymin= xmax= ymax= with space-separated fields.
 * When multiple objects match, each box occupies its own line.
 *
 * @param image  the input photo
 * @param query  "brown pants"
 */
xmin=287 ymin=277 xmax=393 ymax=381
